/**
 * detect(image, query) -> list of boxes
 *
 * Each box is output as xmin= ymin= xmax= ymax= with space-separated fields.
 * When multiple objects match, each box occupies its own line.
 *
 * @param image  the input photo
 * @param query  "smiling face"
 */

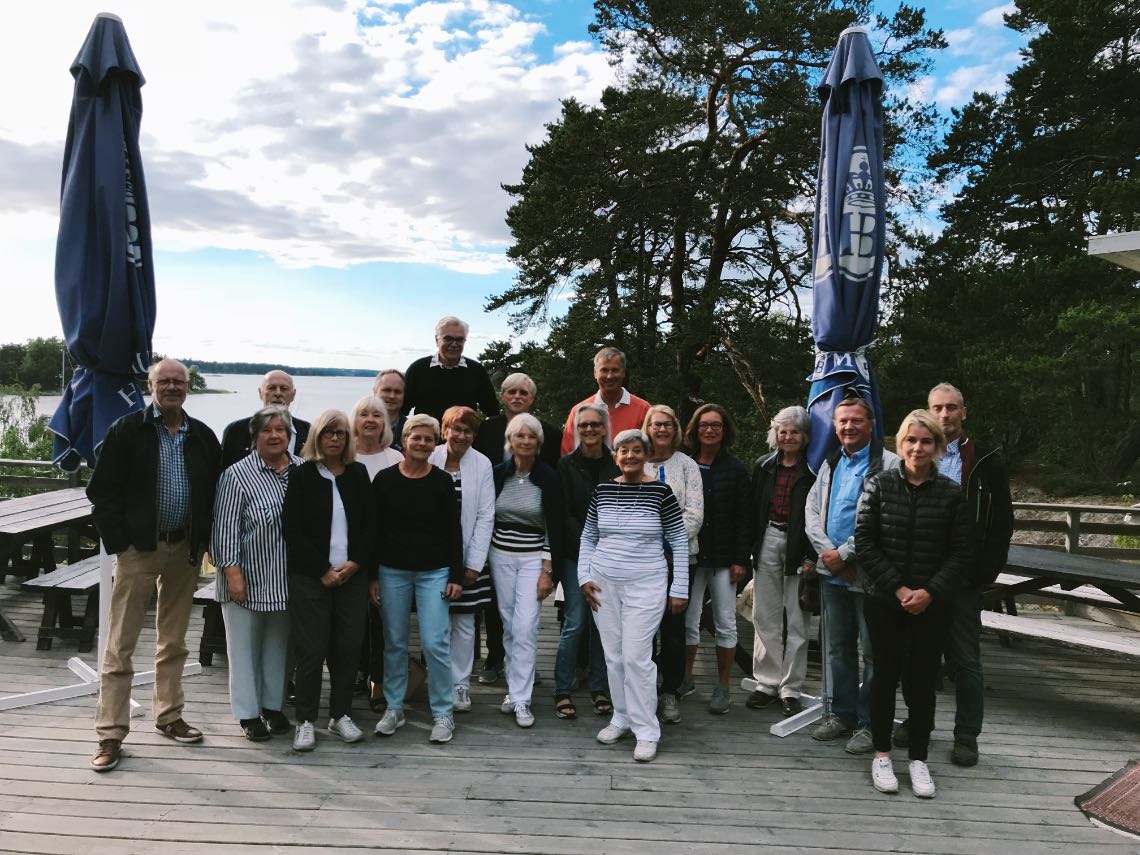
xmin=403 ymin=426 xmax=436 ymax=462
xmin=502 ymin=383 xmax=534 ymax=416
xmin=509 ymin=426 xmax=539 ymax=461
xmin=594 ymin=356 xmax=625 ymax=396
xmin=355 ymin=406 xmax=385 ymax=443
xmin=576 ymin=411 xmax=607 ymax=452
xmin=899 ymin=422 xmax=937 ymax=477
xmin=614 ymin=439 xmax=647 ymax=477
xmin=647 ymin=413 xmax=676 ymax=455
xmin=443 ymin=422 xmax=474 ymax=457
xmin=928 ymin=388 xmax=966 ymax=443
xmin=776 ymin=423 xmax=805 ymax=458
xmin=696 ymin=411 xmax=725 ymax=452
xmin=148 ymin=359 xmax=189 ymax=417
xmin=374 ymin=373 xmax=405 ymax=417
xmin=260 ymin=371 xmax=296 ymax=407
xmin=436 ymin=323 xmax=467 ymax=367
xmin=833 ymin=402 xmax=873 ymax=455
xmin=255 ymin=416 xmax=290 ymax=461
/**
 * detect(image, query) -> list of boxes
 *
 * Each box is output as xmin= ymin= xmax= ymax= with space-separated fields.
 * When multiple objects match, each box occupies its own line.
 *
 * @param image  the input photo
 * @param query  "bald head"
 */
xmin=260 ymin=370 xmax=296 ymax=408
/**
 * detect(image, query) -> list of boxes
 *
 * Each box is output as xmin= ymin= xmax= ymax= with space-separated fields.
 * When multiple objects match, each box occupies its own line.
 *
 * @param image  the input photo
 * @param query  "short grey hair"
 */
xmin=766 ymin=405 xmax=811 ymax=450
xmin=402 ymin=413 xmax=440 ymax=442
xmin=501 ymin=372 xmax=537 ymax=397
xmin=147 ymin=359 xmax=189 ymax=383
xmin=575 ymin=402 xmax=611 ymax=444
xmin=249 ymin=405 xmax=294 ymax=440
xmin=928 ymin=382 xmax=965 ymax=407
xmin=593 ymin=346 xmax=626 ymax=370
xmin=351 ymin=395 xmax=394 ymax=450
xmin=434 ymin=316 xmax=470 ymax=338
xmin=505 ymin=412 xmax=544 ymax=452
xmin=612 ymin=428 xmax=649 ymax=453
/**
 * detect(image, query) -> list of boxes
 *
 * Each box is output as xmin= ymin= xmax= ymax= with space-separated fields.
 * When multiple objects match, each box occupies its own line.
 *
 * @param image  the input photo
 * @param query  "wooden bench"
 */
xmin=981 ymin=610 xmax=1140 ymax=658
xmin=20 ymin=556 xmax=101 ymax=651
xmin=193 ymin=579 xmax=226 ymax=666
xmin=988 ymin=572 xmax=1138 ymax=612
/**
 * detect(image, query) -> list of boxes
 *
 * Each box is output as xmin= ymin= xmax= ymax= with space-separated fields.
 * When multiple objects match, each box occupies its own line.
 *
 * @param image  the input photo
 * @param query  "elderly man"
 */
xmin=893 ymin=383 xmax=1013 ymax=767
xmin=221 ymin=370 xmax=311 ymax=468
xmin=474 ymin=372 xmax=561 ymax=468
xmin=373 ymin=369 xmax=408 ymax=452
xmin=802 ymin=391 xmax=898 ymax=754
xmin=559 ymin=347 xmax=651 ymax=455
xmin=86 ymin=359 xmax=222 ymax=772
xmin=402 ymin=316 xmax=499 ymax=423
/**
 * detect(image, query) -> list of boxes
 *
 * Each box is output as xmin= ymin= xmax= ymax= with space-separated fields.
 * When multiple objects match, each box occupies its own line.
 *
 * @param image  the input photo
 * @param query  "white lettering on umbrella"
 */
xmin=837 ymin=146 xmax=876 ymax=282
xmin=124 ymin=146 xmax=142 ymax=269
xmin=117 ymin=384 xmax=138 ymax=406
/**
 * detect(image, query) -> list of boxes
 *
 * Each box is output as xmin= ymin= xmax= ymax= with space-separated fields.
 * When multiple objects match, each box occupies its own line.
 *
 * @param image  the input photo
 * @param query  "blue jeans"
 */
xmin=822 ymin=580 xmax=872 ymax=729
xmin=949 ymin=586 xmax=984 ymax=738
xmin=554 ymin=558 xmax=607 ymax=696
xmin=379 ymin=566 xmax=453 ymax=719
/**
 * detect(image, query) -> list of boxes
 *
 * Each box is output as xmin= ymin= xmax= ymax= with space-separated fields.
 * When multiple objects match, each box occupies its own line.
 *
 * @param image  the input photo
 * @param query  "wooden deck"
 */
xmin=1 ymin=577 xmax=1137 ymax=855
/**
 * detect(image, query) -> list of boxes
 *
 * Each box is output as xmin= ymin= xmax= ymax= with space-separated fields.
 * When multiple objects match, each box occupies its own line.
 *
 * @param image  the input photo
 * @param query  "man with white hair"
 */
xmin=220 ymin=370 xmax=311 ymax=468
xmin=402 ymin=316 xmax=499 ymax=424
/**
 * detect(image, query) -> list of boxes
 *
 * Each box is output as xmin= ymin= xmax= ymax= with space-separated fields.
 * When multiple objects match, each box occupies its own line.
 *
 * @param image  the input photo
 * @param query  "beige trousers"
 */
xmin=95 ymin=542 xmax=199 ymax=741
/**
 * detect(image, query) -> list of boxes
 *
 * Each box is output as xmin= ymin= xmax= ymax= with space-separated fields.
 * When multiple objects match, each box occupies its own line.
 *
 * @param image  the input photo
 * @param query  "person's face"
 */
xmin=776 ymin=424 xmax=805 ymax=457
xmin=355 ymin=407 xmax=385 ymax=442
xmin=255 ymin=417 xmax=290 ymax=459
xmin=436 ymin=324 xmax=466 ymax=364
xmin=614 ymin=441 xmax=646 ymax=476
xmin=443 ymin=422 xmax=474 ymax=457
xmin=576 ymin=412 xmax=607 ymax=450
xmin=900 ymin=423 xmax=937 ymax=474
xmin=594 ymin=357 xmax=625 ymax=394
xmin=502 ymin=384 xmax=534 ymax=416
xmin=834 ymin=403 xmax=873 ymax=454
xmin=148 ymin=361 xmax=188 ymax=414
xmin=696 ymin=411 xmax=725 ymax=450
xmin=260 ymin=372 xmax=296 ymax=407
xmin=404 ymin=426 xmax=436 ymax=461
xmin=317 ymin=422 xmax=347 ymax=462
xmin=510 ymin=427 xmax=539 ymax=460
xmin=927 ymin=390 xmax=966 ymax=443
xmin=648 ymin=414 xmax=675 ymax=452
xmin=374 ymin=374 xmax=405 ymax=414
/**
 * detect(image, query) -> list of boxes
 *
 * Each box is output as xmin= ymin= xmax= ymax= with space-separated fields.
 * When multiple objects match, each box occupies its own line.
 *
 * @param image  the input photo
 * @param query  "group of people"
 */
xmin=84 ymin=315 xmax=1013 ymax=799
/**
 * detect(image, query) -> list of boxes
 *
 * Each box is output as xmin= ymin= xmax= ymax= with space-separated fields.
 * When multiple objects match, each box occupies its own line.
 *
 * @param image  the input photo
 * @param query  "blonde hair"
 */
xmin=642 ymin=404 xmax=682 ymax=453
xmin=402 ymin=413 xmax=440 ymax=442
xmin=302 ymin=409 xmax=355 ymax=464
xmin=894 ymin=409 xmax=947 ymax=459
xmin=351 ymin=395 xmax=393 ymax=450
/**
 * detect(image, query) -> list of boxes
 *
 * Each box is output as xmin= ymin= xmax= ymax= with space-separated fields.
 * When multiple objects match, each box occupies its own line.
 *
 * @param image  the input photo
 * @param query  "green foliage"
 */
xmin=0 ymin=389 xmax=53 ymax=462
xmin=0 ymin=337 xmax=69 ymax=392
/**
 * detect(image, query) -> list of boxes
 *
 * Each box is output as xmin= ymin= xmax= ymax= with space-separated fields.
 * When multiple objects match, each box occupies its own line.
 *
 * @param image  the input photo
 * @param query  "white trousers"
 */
xmin=593 ymin=568 xmax=666 ymax=742
xmin=684 ymin=565 xmax=738 ymax=647
xmin=489 ymin=547 xmax=543 ymax=708
xmin=220 ymin=602 xmax=290 ymax=720
xmin=450 ymin=612 xmax=476 ymax=690
xmin=751 ymin=525 xmax=808 ymax=699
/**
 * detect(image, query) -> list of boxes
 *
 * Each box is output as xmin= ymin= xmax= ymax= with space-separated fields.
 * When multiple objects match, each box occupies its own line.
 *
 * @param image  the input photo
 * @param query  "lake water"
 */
xmin=35 ymin=373 xmax=381 ymax=438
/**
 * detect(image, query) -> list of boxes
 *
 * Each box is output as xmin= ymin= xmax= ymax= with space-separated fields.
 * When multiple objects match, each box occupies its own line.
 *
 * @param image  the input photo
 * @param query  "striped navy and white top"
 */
xmin=578 ymin=481 xmax=690 ymax=599
xmin=449 ymin=470 xmax=493 ymax=612
xmin=211 ymin=452 xmax=301 ymax=612
xmin=492 ymin=476 xmax=549 ymax=559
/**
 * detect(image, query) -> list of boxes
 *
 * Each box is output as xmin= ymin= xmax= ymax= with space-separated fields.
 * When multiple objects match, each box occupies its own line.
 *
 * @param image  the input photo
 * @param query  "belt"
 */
xmin=767 ymin=520 xmax=789 ymax=531
xmin=158 ymin=528 xmax=187 ymax=544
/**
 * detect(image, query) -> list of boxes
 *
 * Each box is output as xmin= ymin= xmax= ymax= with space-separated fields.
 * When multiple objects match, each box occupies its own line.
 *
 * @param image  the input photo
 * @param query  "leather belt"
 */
xmin=767 ymin=520 xmax=789 ymax=531
xmin=158 ymin=528 xmax=186 ymax=544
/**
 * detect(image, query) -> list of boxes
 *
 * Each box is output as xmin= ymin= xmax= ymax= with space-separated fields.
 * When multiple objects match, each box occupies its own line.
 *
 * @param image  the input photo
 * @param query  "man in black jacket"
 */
xmin=220 ymin=370 xmax=310 ymax=468
xmin=86 ymin=359 xmax=222 ymax=773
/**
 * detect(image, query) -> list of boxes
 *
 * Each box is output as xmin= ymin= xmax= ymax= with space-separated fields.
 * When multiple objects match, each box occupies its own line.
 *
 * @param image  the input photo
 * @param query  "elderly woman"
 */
xmin=555 ymin=402 xmax=618 ymax=720
xmin=370 ymin=414 xmax=464 ymax=744
xmin=212 ymin=405 xmax=300 ymax=741
xmin=747 ymin=405 xmax=817 ymax=717
xmin=429 ymin=406 xmax=495 ymax=714
xmin=281 ymin=409 xmax=374 ymax=751
xmin=490 ymin=412 xmax=563 ymax=728
xmin=680 ymin=404 xmax=751 ymax=715
xmin=856 ymin=409 xmax=970 ymax=799
xmin=579 ymin=429 xmax=688 ymax=762
xmin=641 ymin=404 xmax=703 ymax=724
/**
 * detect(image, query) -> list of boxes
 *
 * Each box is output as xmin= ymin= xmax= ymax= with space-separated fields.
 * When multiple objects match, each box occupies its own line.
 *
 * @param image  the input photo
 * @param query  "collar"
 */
xmin=430 ymin=353 xmax=468 ymax=369
xmin=593 ymin=387 xmax=632 ymax=408
xmin=945 ymin=437 xmax=961 ymax=456
xmin=841 ymin=442 xmax=871 ymax=464
xmin=149 ymin=404 xmax=187 ymax=434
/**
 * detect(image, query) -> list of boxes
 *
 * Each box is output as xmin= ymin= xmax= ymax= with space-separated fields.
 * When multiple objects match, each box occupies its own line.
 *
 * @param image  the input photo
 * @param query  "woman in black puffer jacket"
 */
xmin=855 ymin=409 xmax=971 ymax=801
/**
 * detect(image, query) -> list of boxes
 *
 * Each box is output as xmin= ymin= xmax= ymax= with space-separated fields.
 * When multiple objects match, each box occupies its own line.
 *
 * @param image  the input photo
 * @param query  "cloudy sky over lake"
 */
xmin=1 ymin=0 xmax=1025 ymax=370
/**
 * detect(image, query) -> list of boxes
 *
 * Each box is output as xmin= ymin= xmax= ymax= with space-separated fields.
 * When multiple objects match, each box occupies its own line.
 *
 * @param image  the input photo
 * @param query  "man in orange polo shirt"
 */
xmin=560 ymin=347 xmax=651 ymax=455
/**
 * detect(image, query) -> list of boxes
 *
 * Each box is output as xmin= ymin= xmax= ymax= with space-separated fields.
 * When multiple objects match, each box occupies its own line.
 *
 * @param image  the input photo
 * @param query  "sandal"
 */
xmin=554 ymin=694 xmax=577 ymax=720
xmin=591 ymin=690 xmax=613 ymax=716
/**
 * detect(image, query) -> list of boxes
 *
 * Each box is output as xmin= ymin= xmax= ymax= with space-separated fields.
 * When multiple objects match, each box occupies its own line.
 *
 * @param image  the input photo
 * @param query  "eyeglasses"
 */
xmin=441 ymin=335 xmax=466 ymax=345
xmin=154 ymin=379 xmax=187 ymax=388
xmin=578 ymin=422 xmax=605 ymax=431
xmin=320 ymin=429 xmax=347 ymax=439
xmin=697 ymin=422 xmax=724 ymax=432
xmin=649 ymin=422 xmax=675 ymax=430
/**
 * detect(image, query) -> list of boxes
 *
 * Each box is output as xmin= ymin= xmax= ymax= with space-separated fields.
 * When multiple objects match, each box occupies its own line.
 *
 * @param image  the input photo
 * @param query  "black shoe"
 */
xmin=745 ymin=689 xmax=778 ymax=710
xmin=262 ymin=709 xmax=291 ymax=735
xmin=951 ymin=735 xmax=979 ymax=767
xmin=780 ymin=697 xmax=803 ymax=717
xmin=892 ymin=719 xmax=910 ymax=749
xmin=241 ymin=718 xmax=271 ymax=741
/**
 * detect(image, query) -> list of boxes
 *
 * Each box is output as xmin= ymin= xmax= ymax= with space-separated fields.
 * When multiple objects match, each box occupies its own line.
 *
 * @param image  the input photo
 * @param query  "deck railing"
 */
xmin=0 ymin=459 xmax=87 ymax=497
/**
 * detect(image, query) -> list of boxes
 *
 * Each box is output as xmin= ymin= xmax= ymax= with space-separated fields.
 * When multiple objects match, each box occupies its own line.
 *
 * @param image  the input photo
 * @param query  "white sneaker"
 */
xmin=328 ymin=715 xmax=364 ymax=743
xmin=374 ymin=709 xmax=406 ymax=736
xmin=429 ymin=715 xmax=455 ymax=744
xmin=454 ymin=686 xmax=471 ymax=713
xmin=515 ymin=704 xmax=535 ymax=728
xmin=871 ymin=756 xmax=899 ymax=793
xmin=633 ymin=740 xmax=658 ymax=762
xmin=909 ymin=760 xmax=936 ymax=798
xmin=292 ymin=721 xmax=315 ymax=752
xmin=500 ymin=694 xmax=514 ymax=714
xmin=596 ymin=723 xmax=631 ymax=744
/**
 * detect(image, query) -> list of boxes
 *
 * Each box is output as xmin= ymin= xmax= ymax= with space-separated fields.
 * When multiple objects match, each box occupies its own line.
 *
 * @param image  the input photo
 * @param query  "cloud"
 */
xmin=933 ymin=53 xmax=1019 ymax=107
xmin=978 ymin=3 xmax=1015 ymax=28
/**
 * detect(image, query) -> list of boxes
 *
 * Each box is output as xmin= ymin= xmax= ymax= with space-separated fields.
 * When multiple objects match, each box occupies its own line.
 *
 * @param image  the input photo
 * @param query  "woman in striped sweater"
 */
xmin=578 ymin=429 xmax=689 ymax=762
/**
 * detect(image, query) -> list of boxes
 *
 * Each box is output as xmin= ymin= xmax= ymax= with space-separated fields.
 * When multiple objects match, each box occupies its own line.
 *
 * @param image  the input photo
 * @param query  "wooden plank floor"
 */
xmin=1 ymin=576 xmax=1138 ymax=855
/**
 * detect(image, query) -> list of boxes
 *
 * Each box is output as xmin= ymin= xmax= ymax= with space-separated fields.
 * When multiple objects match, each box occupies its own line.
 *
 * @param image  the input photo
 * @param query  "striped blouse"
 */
xmin=492 ymin=476 xmax=549 ymax=559
xmin=211 ymin=452 xmax=301 ymax=612
xmin=577 ymin=481 xmax=690 ymax=599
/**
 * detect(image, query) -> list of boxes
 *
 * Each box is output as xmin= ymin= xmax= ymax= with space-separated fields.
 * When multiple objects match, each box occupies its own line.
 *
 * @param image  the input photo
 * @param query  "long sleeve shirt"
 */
xmin=644 ymin=452 xmax=704 ymax=559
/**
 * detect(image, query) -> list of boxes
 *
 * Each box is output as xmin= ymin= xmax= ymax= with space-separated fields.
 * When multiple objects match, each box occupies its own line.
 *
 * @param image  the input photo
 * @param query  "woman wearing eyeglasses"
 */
xmin=282 ymin=409 xmax=376 ymax=751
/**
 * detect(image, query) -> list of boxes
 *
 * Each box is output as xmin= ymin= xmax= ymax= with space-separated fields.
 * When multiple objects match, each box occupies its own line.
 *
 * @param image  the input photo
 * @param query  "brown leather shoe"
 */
xmin=91 ymin=739 xmax=121 ymax=772
xmin=156 ymin=718 xmax=203 ymax=743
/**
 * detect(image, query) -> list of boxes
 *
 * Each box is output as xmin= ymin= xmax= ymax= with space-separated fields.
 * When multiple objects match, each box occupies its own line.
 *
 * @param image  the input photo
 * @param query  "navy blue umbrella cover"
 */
xmin=805 ymin=26 xmax=886 ymax=473
xmin=49 ymin=14 xmax=156 ymax=471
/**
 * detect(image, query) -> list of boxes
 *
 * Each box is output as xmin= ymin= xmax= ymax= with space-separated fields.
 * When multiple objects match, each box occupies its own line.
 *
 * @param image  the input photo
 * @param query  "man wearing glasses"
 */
xmin=402 ymin=316 xmax=500 ymax=423
xmin=221 ymin=370 xmax=311 ymax=468
xmin=86 ymin=359 xmax=222 ymax=772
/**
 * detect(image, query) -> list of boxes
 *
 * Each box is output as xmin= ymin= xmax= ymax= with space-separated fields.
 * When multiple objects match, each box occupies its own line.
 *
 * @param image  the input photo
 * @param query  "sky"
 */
xmin=0 ymin=0 xmax=1027 ymax=371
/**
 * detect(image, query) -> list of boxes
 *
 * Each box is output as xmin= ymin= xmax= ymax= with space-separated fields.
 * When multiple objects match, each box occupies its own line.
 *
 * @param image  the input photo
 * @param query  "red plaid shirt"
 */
xmin=767 ymin=458 xmax=804 ymax=522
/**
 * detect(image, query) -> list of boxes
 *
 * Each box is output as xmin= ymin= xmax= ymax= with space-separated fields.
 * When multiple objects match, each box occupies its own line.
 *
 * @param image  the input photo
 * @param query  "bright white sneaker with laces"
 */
xmin=329 ymin=715 xmax=364 ymax=743
xmin=515 ymin=704 xmax=535 ymax=728
xmin=293 ymin=721 xmax=316 ymax=751
xmin=454 ymin=686 xmax=472 ymax=713
xmin=596 ymin=723 xmax=631 ymax=744
xmin=909 ymin=760 xmax=936 ymax=798
xmin=633 ymin=741 xmax=658 ymax=762
xmin=872 ymin=756 xmax=899 ymax=793
xmin=374 ymin=708 xmax=406 ymax=736
xmin=500 ymin=694 xmax=514 ymax=714
xmin=429 ymin=715 xmax=455 ymax=744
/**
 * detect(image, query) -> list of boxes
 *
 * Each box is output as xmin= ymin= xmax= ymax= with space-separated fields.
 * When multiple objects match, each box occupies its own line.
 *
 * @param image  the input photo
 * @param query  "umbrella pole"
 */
xmin=769 ymin=586 xmax=830 ymax=737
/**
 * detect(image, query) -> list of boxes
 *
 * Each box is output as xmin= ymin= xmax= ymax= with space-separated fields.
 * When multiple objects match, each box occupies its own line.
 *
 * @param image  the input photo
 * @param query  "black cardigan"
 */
xmin=750 ymin=450 xmax=816 ymax=575
xmin=283 ymin=460 xmax=377 ymax=579
xmin=492 ymin=457 xmax=566 ymax=580
xmin=691 ymin=449 xmax=752 ymax=568
xmin=557 ymin=447 xmax=620 ymax=559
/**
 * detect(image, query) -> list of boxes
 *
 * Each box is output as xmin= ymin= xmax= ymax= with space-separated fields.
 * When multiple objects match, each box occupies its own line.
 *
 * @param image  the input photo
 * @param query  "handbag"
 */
xmin=798 ymin=572 xmax=821 ymax=615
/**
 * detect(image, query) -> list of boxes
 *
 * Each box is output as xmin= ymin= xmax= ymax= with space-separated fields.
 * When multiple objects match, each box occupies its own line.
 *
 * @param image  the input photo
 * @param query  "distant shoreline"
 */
xmin=183 ymin=360 xmax=376 ymax=378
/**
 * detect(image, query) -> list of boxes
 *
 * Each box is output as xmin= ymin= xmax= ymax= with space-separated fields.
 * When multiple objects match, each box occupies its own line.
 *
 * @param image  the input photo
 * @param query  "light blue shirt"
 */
xmin=825 ymin=443 xmax=871 ymax=588
xmin=939 ymin=437 xmax=962 ymax=485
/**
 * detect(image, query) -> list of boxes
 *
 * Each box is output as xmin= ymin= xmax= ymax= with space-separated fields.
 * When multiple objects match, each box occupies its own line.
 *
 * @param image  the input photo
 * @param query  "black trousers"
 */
xmin=480 ymin=588 xmax=506 ymax=668
xmin=864 ymin=594 xmax=952 ymax=761
xmin=290 ymin=572 xmax=368 ymax=723
xmin=656 ymin=558 xmax=693 ymax=697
